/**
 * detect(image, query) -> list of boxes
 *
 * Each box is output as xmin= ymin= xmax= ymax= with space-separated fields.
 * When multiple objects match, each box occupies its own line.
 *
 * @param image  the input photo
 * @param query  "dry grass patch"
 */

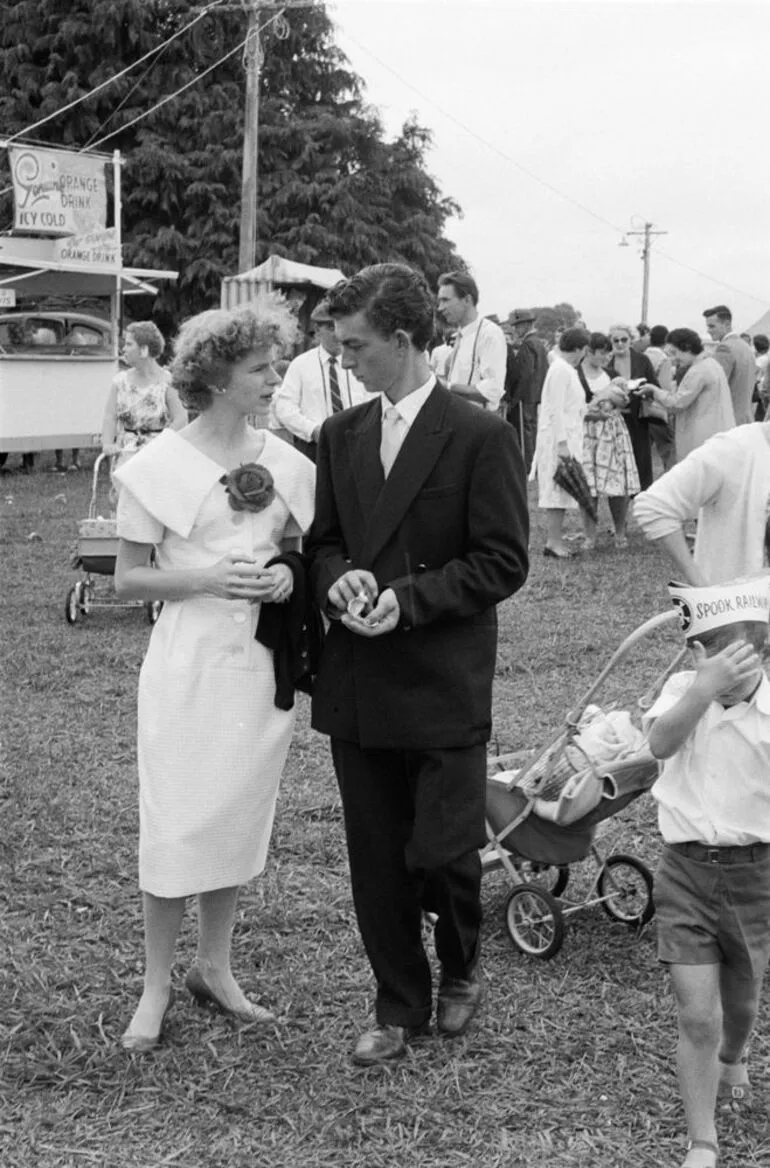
xmin=1 ymin=458 xmax=768 ymax=1167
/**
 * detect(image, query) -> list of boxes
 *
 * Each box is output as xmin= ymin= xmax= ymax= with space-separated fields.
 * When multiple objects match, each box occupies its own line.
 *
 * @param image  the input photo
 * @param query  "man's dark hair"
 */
xmin=437 ymin=270 xmax=479 ymax=306
xmin=588 ymin=331 xmax=610 ymax=353
xmin=667 ymin=327 xmax=703 ymax=355
xmin=636 ymin=323 xmax=650 ymax=338
xmin=753 ymin=333 xmax=769 ymax=355
xmin=559 ymin=327 xmax=591 ymax=353
xmin=327 ymin=263 xmax=435 ymax=351
xmin=703 ymin=304 xmax=732 ymax=323
xmin=649 ymin=324 xmax=668 ymax=347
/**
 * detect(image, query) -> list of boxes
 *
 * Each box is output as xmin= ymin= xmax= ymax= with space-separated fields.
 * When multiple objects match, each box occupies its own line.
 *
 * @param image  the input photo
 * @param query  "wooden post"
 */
xmin=238 ymin=0 xmax=261 ymax=273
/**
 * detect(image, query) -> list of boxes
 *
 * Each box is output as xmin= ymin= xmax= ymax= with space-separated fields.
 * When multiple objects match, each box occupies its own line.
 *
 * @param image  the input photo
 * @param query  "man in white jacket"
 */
xmin=273 ymin=298 xmax=369 ymax=460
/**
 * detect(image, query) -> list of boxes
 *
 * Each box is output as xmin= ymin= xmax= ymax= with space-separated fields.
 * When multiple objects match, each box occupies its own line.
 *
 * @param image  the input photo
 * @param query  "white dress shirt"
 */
xmin=446 ymin=317 xmax=507 ymax=411
xmin=644 ymin=671 xmax=770 ymax=845
xmin=379 ymin=375 xmax=436 ymax=474
xmin=273 ymin=345 xmax=368 ymax=442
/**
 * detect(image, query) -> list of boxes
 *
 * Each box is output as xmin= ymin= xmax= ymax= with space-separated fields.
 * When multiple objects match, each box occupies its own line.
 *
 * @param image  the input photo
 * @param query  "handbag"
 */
xmin=638 ymin=395 xmax=669 ymax=424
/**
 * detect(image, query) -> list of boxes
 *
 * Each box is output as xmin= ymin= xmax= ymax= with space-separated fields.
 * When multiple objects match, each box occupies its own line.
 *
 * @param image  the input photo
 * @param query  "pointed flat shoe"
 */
xmin=543 ymin=546 xmax=577 ymax=560
xmin=120 ymin=988 xmax=174 ymax=1053
xmin=185 ymin=967 xmax=275 ymax=1024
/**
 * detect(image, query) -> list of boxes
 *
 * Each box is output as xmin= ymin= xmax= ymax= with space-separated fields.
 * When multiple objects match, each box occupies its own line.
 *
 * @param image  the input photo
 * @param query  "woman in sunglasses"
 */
xmin=605 ymin=324 xmax=660 ymax=490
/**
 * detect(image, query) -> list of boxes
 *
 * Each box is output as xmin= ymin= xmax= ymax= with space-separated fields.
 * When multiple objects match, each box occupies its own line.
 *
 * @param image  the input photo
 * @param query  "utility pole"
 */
xmin=624 ymin=221 xmax=667 ymax=324
xmin=238 ymin=0 xmax=261 ymax=273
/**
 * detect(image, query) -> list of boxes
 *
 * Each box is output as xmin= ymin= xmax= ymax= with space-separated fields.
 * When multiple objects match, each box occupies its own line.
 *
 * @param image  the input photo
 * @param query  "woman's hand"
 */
xmin=261 ymin=563 xmax=294 ymax=604
xmin=610 ymin=376 xmax=629 ymax=390
xmin=205 ymin=553 xmax=283 ymax=602
xmin=556 ymin=440 xmax=570 ymax=460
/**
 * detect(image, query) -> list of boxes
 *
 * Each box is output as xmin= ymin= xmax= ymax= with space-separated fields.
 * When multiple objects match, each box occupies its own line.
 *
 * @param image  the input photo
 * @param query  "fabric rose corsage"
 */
xmin=220 ymin=463 xmax=275 ymax=514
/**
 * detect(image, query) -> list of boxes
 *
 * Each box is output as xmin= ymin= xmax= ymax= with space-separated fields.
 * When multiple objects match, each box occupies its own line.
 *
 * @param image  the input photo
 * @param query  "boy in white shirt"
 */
xmin=645 ymin=577 xmax=770 ymax=1168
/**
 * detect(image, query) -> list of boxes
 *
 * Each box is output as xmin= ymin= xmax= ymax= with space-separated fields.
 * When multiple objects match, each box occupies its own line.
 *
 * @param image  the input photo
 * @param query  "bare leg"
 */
xmin=123 ymin=892 xmax=185 ymax=1040
xmin=608 ymin=495 xmax=629 ymax=540
xmin=194 ymin=885 xmax=258 ymax=1015
xmin=669 ymin=963 xmax=721 ymax=1152
xmin=582 ymin=499 xmax=598 ymax=548
xmin=718 ymin=967 xmax=761 ymax=1085
xmin=545 ymin=508 xmax=568 ymax=555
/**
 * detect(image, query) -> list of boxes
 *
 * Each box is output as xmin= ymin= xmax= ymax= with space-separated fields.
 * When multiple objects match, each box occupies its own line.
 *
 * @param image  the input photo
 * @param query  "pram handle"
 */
xmin=564 ymin=610 xmax=683 ymax=728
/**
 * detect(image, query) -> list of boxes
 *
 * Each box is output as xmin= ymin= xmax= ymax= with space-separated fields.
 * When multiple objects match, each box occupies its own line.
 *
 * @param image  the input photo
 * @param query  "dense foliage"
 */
xmin=0 ymin=0 xmax=464 ymax=332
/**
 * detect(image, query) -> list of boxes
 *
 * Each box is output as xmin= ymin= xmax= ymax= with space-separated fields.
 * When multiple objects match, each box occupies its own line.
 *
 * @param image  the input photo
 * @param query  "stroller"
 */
xmin=484 ymin=610 xmax=685 ymax=959
xmin=65 ymin=452 xmax=162 ymax=626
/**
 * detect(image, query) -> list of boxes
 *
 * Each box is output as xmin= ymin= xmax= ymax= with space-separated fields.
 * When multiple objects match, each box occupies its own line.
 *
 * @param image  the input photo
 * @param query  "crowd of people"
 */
xmin=11 ymin=262 xmax=767 ymax=1168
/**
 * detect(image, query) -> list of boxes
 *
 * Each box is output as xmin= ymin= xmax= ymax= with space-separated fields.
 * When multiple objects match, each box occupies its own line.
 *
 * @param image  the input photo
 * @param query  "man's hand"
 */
xmin=691 ymin=639 xmax=760 ymax=702
xmin=341 ymin=587 xmax=400 ymax=637
xmin=327 ymin=569 xmax=379 ymax=615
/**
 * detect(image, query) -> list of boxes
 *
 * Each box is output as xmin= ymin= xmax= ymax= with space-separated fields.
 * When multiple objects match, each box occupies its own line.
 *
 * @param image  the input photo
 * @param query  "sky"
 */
xmin=330 ymin=0 xmax=770 ymax=334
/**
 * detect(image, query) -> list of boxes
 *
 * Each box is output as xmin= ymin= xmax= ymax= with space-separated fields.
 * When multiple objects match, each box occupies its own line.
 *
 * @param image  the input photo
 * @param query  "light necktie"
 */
xmin=328 ymin=356 xmax=343 ymax=414
xmin=380 ymin=405 xmax=407 ymax=477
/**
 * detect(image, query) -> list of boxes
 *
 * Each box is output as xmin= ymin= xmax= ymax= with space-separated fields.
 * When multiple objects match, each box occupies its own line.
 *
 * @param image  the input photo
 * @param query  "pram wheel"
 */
xmin=146 ymin=601 xmax=163 ymax=625
xmin=505 ymin=884 xmax=565 ymax=959
xmin=597 ymin=854 xmax=654 ymax=928
xmin=65 ymin=584 xmax=80 ymax=624
xmin=515 ymin=862 xmax=569 ymax=898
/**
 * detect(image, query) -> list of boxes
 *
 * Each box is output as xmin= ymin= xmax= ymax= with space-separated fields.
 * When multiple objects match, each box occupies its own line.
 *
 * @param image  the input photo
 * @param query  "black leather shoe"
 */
xmin=352 ymin=1025 xmax=407 ymax=1066
xmin=352 ymin=1021 xmax=431 ymax=1066
xmin=437 ymin=974 xmax=482 ymax=1037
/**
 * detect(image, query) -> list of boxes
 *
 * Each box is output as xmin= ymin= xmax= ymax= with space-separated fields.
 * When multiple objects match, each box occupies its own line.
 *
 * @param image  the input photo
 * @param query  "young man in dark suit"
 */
xmin=305 ymin=263 xmax=529 ymax=1066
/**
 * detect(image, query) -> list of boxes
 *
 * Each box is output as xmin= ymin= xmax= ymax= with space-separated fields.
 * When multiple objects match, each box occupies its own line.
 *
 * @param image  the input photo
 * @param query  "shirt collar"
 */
xmin=318 ymin=344 xmax=339 ymax=365
xmin=754 ymin=673 xmax=770 ymax=714
xmin=458 ymin=317 xmax=481 ymax=339
xmin=381 ymin=374 xmax=436 ymax=424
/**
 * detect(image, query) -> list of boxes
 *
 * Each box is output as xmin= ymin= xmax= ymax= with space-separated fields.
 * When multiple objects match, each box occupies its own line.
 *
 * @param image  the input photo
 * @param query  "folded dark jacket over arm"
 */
xmin=255 ymin=551 xmax=325 ymax=711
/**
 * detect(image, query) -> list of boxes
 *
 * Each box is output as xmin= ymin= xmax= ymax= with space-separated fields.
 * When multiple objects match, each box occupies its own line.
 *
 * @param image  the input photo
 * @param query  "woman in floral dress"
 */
xmin=101 ymin=321 xmax=187 ymax=471
xmin=579 ymin=332 xmax=640 ymax=550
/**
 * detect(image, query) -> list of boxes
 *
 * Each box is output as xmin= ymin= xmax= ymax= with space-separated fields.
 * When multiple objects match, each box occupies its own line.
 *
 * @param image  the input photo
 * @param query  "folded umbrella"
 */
xmin=553 ymin=455 xmax=598 ymax=522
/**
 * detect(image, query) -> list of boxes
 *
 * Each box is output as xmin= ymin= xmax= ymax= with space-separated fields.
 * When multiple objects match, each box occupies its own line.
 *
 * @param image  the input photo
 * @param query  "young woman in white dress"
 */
xmin=114 ymin=299 xmax=315 ymax=1051
xmin=529 ymin=327 xmax=591 ymax=558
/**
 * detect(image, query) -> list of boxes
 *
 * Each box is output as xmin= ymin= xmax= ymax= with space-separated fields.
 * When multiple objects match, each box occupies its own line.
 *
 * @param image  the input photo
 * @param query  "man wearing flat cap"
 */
xmin=504 ymin=309 xmax=548 ymax=472
xmin=273 ymin=298 xmax=369 ymax=461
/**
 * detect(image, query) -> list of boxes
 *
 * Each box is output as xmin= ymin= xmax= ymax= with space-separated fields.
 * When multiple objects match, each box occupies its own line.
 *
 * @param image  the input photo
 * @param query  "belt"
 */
xmin=669 ymin=841 xmax=770 ymax=864
xmin=124 ymin=427 xmax=163 ymax=435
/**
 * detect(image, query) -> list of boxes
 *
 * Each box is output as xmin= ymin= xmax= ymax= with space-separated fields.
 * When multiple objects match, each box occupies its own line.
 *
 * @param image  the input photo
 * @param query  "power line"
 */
xmin=2 ymin=0 xmax=228 ymax=148
xmin=87 ymin=9 xmax=284 ymax=151
xmin=341 ymin=30 xmax=769 ymax=309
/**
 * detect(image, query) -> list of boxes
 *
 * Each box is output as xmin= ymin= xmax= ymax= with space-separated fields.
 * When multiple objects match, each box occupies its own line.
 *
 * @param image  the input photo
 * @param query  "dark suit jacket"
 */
xmin=506 ymin=333 xmax=549 ymax=406
xmin=306 ymin=383 xmax=529 ymax=750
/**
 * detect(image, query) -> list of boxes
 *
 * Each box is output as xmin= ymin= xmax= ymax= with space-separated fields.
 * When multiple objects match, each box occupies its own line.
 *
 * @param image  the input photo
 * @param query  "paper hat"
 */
xmin=667 ymin=577 xmax=770 ymax=640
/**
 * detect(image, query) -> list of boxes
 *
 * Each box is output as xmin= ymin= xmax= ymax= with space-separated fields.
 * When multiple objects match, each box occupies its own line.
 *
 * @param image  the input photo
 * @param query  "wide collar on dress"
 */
xmin=114 ymin=429 xmax=315 ymax=538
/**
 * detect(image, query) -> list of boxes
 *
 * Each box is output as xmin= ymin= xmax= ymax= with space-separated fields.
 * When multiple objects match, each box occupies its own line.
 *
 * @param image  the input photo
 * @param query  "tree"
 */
xmin=0 ymin=1 xmax=464 ymax=333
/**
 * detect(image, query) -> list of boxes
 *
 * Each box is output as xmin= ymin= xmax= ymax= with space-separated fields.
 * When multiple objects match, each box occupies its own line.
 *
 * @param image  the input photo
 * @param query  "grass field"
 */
xmin=2 ymin=454 xmax=769 ymax=1168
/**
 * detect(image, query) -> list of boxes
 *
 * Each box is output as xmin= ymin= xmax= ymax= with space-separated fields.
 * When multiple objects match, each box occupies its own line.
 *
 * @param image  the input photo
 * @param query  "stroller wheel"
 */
xmin=597 ymin=854 xmax=654 ymax=928
xmin=505 ymin=884 xmax=565 ymax=959
xmin=515 ymin=861 xmax=569 ymax=898
xmin=65 ymin=584 xmax=80 ymax=625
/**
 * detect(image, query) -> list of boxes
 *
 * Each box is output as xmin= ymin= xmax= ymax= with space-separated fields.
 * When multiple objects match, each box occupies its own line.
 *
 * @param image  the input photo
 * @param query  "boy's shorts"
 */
xmin=655 ymin=842 xmax=770 ymax=981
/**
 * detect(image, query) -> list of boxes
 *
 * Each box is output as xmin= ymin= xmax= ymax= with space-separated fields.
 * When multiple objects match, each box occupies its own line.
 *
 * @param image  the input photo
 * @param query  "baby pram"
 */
xmin=65 ymin=452 xmax=162 ymax=625
xmin=484 ymin=610 xmax=685 ymax=958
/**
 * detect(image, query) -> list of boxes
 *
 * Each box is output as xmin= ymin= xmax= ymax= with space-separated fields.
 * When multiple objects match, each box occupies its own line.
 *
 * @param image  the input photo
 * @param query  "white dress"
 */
xmin=115 ymin=429 xmax=316 ymax=897
xmin=529 ymin=355 xmax=586 ymax=508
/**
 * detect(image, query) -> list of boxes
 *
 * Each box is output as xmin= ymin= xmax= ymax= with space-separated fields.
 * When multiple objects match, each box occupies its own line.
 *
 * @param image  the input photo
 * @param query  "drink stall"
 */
xmin=0 ymin=143 xmax=176 ymax=452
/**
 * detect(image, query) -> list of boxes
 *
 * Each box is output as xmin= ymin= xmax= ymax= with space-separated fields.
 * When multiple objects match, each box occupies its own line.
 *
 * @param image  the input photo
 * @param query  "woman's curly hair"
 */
xmin=170 ymin=296 xmax=297 ymax=412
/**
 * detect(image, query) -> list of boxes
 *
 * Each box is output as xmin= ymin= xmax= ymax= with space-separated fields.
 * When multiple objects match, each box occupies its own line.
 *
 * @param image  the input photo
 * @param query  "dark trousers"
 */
xmin=507 ymin=402 xmax=538 ymax=473
xmin=331 ymin=737 xmax=486 ymax=1027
